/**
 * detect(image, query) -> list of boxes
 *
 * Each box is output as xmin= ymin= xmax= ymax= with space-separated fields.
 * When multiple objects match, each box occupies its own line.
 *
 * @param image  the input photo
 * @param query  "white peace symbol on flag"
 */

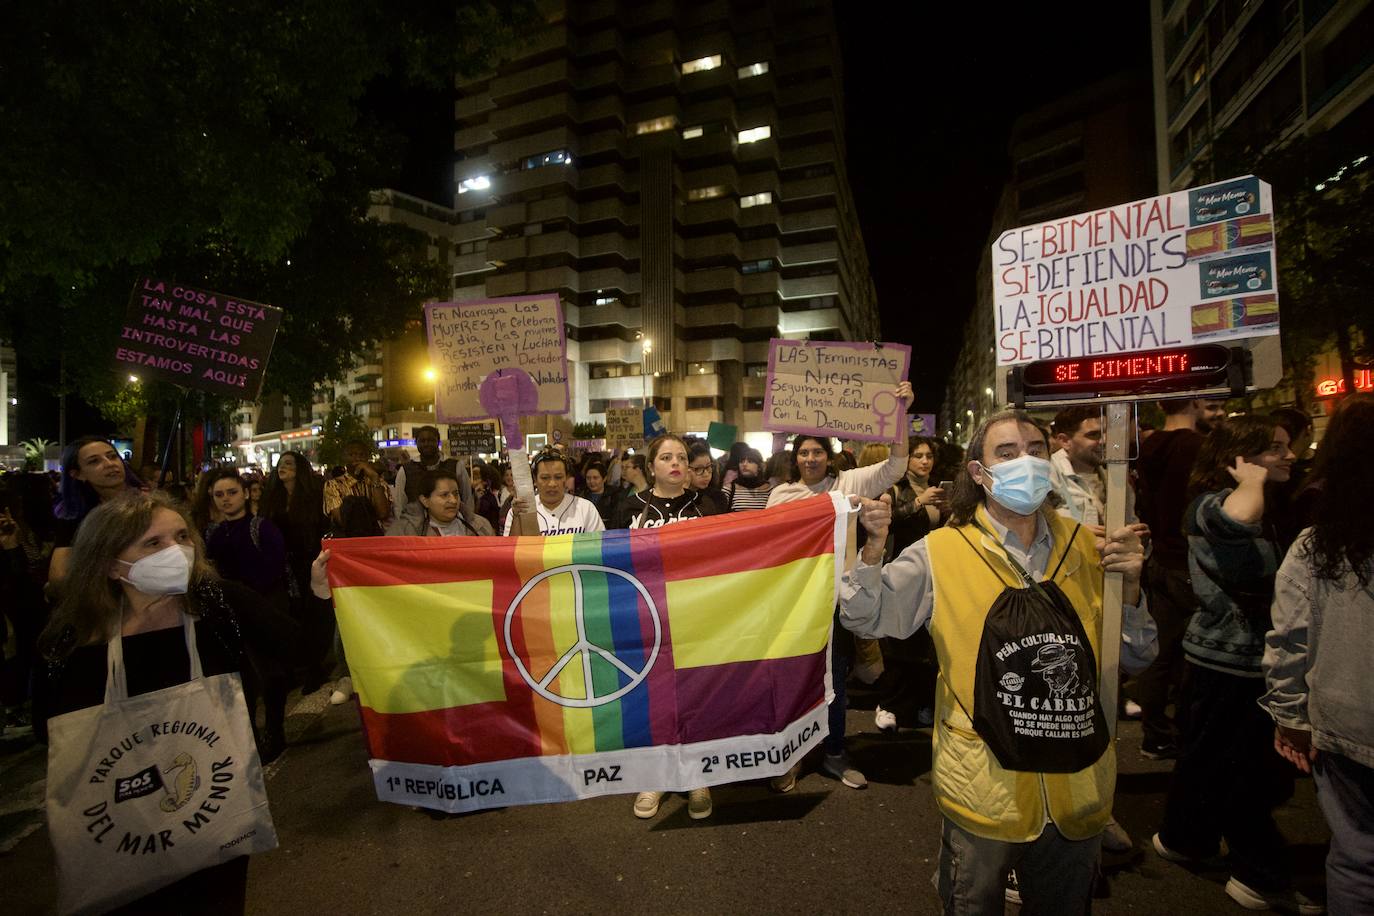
xmin=503 ymin=564 xmax=662 ymax=708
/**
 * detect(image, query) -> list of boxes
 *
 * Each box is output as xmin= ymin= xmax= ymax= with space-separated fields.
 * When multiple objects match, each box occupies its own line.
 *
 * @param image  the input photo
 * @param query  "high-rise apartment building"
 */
xmin=450 ymin=0 xmax=880 ymax=436
xmin=1151 ymin=0 xmax=1373 ymax=193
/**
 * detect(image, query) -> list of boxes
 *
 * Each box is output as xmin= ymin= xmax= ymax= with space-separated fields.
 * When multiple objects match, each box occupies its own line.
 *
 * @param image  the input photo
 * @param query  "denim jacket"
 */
xmin=1261 ymin=530 xmax=1374 ymax=768
xmin=1182 ymin=489 xmax=1281 ymax=677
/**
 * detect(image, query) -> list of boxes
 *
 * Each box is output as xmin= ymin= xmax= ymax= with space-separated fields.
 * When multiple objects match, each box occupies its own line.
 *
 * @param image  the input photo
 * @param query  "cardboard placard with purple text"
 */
xmin=424 ymin=295 xmax=570 ymax=425
xmin=763 ymin=339 xmax=911 ymax=442
xmin=992 ymin=174 xmax=1278 ymax=368
xmin=116 ymin=279 xmax=283 ymax=399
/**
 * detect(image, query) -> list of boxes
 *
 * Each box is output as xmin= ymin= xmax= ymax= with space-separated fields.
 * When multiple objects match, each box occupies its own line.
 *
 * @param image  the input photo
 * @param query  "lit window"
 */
xmin=594 ymin=295 xmax=618 ymax=306
xmin=740 ymin=191 xmax=773 ymax=208
xmin=633 ymin=115 xmax=677 ymax=135
xmin=681 ymin=55 xmax=722 ymax=75
xmin=523 ymin=149 xmax=572 ymax=170
xmin=458 ymin=175 xmax=491 ymax=194
xmin=741 ymin=258 xmax=774 ymax=275
xmin=738 ymin=62 xmax=769 ymax=79
xmin=738 ymin=125 xmax=771 ymax=144
xmin=682 ymin=125 xmax=703 ymax=140
xmin=687 ymin=185 xmax=725 ymax=201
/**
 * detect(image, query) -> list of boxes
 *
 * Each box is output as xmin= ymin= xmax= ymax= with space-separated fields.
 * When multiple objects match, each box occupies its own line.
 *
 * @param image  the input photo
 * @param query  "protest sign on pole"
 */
xmin=762 ymin=339 xmax=911 ymax=442
xmin=424 ymin=295 xmax=570 ymax=428
xmin=605 ymin=407 xmax=644 ymax=451
xmin=426 ymin=295 xmax=569 ymax=535
xmin=990 ymin=176 xmax=1284 ymax=736
xmin=115 ymin=278 xmax=283 ymax=400
xmin=448 ymin=423 xmax=497 ymax=457
xmin=992 ymin=175 xmax=1281 ymax=406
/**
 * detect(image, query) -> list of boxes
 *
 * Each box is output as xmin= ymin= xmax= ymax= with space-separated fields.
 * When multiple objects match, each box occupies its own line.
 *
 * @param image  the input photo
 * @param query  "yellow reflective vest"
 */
xmin=926 ymin=505 xmax=1115 ymax=842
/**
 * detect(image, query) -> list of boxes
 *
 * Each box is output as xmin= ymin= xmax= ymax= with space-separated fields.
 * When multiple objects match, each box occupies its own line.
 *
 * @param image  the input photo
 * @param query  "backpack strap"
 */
xmin=952 ymin=526 xmax=1018 ymax=590
xmin=1047 ymin=522 xmax=1083 ymax=583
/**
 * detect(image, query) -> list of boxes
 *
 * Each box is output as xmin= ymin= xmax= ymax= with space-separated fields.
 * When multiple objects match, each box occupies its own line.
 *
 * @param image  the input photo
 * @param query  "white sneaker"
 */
xmin=687 ymin=787 xmax=712 ymax=820
xmin=633 ymin=791 xmax=663 ymax=819
xmin=1123 ymin=698 xmax=1143 ymax=719
xmin=874 ymin=706 xmax=897 ymax=732
xmin=329 ymin=676 xmax=353 ymax=705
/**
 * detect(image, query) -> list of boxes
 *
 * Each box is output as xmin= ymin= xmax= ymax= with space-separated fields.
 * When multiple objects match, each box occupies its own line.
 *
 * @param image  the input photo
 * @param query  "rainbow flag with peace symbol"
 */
xmin=324 ymin=492 xmax=850 ymax=813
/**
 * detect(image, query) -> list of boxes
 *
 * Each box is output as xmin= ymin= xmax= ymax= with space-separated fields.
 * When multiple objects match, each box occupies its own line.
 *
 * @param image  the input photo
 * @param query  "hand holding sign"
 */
xmin=763 ymin=339 xmax=911 ymax=443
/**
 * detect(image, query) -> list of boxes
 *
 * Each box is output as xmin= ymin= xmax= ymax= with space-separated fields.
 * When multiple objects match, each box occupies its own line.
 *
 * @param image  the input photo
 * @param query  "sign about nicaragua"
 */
xmin=323 ymin=495 xmax=850 ymax=813
xmin=992 ymin=175 xmax=1278 ymax=367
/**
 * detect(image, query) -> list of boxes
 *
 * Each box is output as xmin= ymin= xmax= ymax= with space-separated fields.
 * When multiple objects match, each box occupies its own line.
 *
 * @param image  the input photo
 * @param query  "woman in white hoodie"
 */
xmin=502 ymin=452 xmax=604 ymax=536
xmin=765 ymin=379 xmax=912 ymax=792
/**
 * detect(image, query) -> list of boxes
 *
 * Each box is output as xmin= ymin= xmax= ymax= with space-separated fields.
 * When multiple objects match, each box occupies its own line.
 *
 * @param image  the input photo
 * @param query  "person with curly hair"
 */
xmin=1262 ymin=393 xmax=1374 ymax=913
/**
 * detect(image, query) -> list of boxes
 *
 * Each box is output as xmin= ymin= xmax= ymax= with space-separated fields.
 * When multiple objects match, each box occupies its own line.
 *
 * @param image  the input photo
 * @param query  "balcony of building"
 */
xmin=682 ymin=231 xmax=741 ymax=262
xmin=455 ymin=93 xmax=495 ymax=122
xmin=680 ymin=197 xmax=738 ymax=226
xmin=489 ymin=59 xmax=573 ymax=104
xmin=455 ymin=122 xmax=496 ymax=151
xmin=778 ymin=307 xmax=847 ymax=338
xmin=779 ymin=239 xmax=838 ymax=267
xmin=488 ymin=126 xmax=577 ymax=168
xmin=488 ymin=92 xmax=575 ymax=138
xmin=577 ymin=161 xmax=632 ymax=193
xmin=683 ymin=338 xmax=745 ymax=363
xmin=780 ymin=207 xmax=838 ymax=233
xmin=680 ymin=302 xmax=744 ymax=329
xmin=683 ymin=266 xmax=742 ymax=296
xmin=587 ymin=374 xmax=647 ymax=404
xmin=781 ymin=173 xmax=836 ymax=200
xmin=576 ymin=300 xmax=642 ymax=329
xmin=578 ymin=337 xmax=643 ymax=364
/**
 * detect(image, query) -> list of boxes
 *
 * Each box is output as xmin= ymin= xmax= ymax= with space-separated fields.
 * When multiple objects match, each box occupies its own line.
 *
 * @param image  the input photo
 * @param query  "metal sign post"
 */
xmin=1099 ymin=402 xmax=1130 ymax=739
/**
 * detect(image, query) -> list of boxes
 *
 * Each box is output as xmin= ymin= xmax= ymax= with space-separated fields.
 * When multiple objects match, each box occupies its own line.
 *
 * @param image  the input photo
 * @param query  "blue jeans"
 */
xmin=1314 ymin=751 xmax=1374 ymax=915
xmin=937 ymin=818 xmax=1100 ymax=915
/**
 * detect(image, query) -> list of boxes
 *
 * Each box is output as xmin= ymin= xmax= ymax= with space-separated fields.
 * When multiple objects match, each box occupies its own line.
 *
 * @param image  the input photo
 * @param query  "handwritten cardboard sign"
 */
xmin=605 ymin=407 xmax=645 ymax=450
xmin=424 ymin=295 xmax=569 ymax=423
xmin=115 ymin=279 xmax=283 ymax=399
xmin=992 ymin=175 xmax=1278 ymax=367
xmin=763 ymin=339 xmax=911 ymax=442
xmin=447 ymin=422 xmax=497 ymax=456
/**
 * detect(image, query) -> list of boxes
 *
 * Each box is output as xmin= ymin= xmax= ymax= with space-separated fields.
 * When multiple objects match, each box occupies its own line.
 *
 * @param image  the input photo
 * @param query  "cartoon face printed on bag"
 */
xmin=1030 ymin=643 xmax=1084 ymax=699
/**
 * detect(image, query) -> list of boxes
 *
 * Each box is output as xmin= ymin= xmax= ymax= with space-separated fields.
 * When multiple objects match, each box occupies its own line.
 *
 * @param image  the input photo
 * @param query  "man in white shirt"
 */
xmin=503 ymin=452 xmax=605 ymax=536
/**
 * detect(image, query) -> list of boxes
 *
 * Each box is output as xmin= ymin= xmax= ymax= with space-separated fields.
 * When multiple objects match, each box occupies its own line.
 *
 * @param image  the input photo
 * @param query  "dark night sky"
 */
xmin=835 ymin=2 xmax=1151 ymax=411
xmin=384 ymin=2 xmax=1155 ymax=415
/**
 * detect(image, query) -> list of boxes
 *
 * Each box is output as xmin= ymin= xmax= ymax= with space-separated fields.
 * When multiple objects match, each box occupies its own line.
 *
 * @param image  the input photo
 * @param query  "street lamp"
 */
xmin=423 ymin=367 xmax=437 ymax=382
xmin=641 ymin=337 xmax=653 ymax=408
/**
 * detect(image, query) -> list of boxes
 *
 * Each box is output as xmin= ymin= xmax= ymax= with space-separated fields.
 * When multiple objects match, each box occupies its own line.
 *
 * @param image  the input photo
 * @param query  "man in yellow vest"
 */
xmin=841 ymin=410 xmax=1157 ymax=914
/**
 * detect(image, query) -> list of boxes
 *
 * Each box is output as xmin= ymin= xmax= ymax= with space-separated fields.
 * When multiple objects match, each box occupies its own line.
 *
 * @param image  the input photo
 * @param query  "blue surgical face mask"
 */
xmin=978 ymin=454 xmax=1053 ymax=516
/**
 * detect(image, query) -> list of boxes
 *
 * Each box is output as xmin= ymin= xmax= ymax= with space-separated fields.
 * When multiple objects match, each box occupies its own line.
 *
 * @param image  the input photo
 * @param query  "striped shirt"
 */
xmin=727 ymin=482 xmax=773 ymax=512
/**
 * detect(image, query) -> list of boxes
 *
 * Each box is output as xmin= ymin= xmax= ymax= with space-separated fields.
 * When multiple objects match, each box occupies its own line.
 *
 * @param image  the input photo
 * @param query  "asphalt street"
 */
xmin=1 ymin=681 xmax=1330 ymax=915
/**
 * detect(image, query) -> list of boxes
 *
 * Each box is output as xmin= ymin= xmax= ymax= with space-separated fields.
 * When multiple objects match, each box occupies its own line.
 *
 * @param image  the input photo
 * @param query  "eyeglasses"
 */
xmin=688 ymin=465 xmax=713 ymax=475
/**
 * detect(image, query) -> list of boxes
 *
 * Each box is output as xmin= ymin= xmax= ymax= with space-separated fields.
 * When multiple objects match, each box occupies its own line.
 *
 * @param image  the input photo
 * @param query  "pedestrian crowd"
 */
xmin=4 ymin=391 xmax=1371 ymax=914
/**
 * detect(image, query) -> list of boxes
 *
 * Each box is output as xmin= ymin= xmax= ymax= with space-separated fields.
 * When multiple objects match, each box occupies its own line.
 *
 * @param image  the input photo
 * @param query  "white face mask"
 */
xmin=117 ymin=544 xmax=194 ymax=596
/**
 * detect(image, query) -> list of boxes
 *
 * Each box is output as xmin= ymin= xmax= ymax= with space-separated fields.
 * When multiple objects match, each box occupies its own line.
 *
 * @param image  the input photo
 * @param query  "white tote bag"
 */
xmin=46 ymin=615 xmax=278 ymax=914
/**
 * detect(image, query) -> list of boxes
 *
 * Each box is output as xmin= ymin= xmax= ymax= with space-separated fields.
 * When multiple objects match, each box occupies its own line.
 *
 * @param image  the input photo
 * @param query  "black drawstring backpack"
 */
xmin=952 ymin=522 xmax=1110 ymax=774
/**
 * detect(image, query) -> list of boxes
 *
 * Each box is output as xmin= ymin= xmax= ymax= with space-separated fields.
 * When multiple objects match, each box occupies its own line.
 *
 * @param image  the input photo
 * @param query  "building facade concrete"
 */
xmin=450 ymin=0 xmax=881 ymax=437
xmin=1151 ymin=0 xmax=1374 ymax=192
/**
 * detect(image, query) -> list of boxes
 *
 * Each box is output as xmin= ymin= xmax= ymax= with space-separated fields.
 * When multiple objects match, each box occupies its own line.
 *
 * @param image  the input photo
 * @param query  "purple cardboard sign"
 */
xmin=115 ymin=278 xmax=283 ymax=399
xmin=424 ymin=295 xmax=570 ymax=423
xmin=762 ymin=339 xmax=911 ymax=442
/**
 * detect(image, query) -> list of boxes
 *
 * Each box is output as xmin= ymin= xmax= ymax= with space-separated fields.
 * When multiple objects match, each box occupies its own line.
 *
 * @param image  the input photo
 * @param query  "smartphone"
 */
xmin=939 ymin=480 xmax=953 ymax=491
